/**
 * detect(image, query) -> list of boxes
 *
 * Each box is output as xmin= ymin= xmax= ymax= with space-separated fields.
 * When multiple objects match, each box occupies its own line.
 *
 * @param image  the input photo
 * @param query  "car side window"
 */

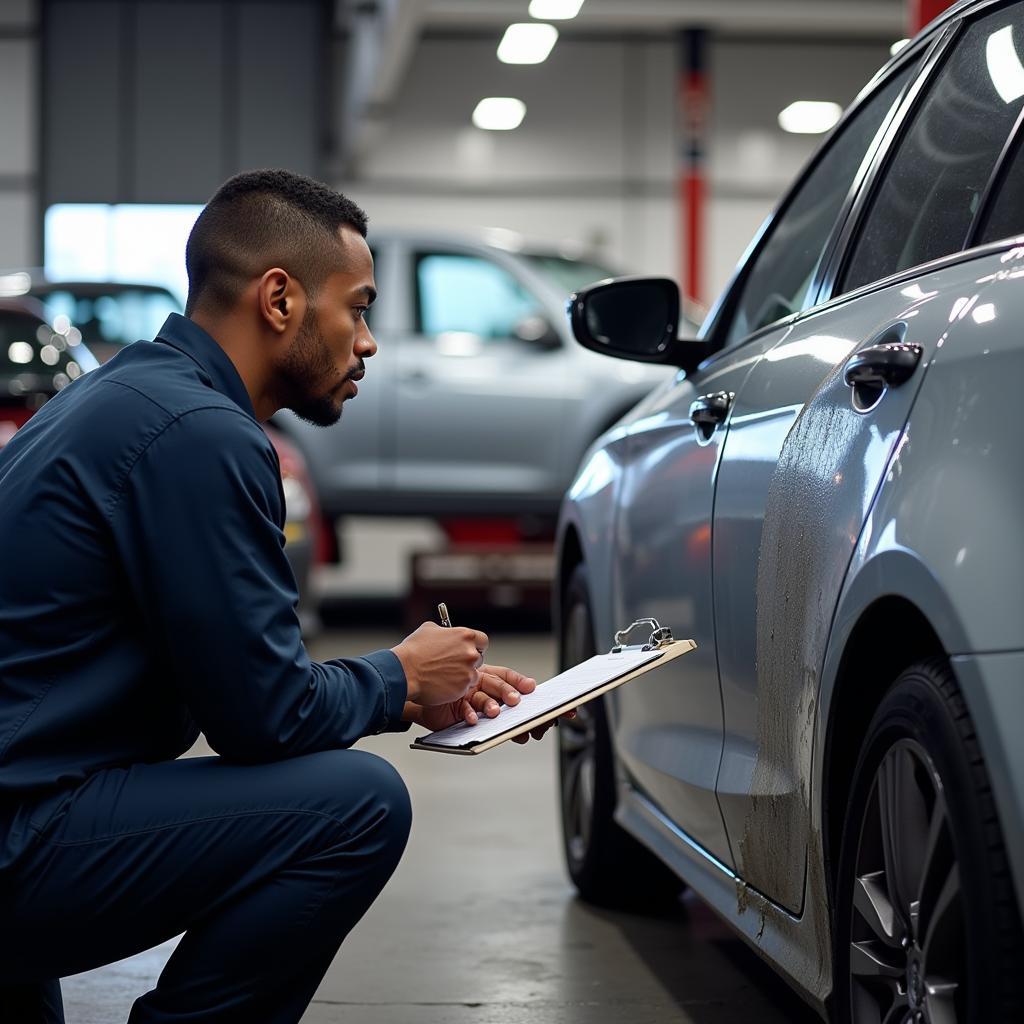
xmin=977 ymin=130 xmax=1024 ymax=243
xmin=414 ymin=253 xmax=540 ymax=339
xmin=842 ymin=10 xmax=1024 ymax=292
xmin=722 ymin=65 xmax=913 ymax=348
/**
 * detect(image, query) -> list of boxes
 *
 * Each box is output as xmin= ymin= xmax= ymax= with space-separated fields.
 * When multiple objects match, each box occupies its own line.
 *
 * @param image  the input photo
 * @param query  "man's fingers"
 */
xmin=470 ymin=689 xmax=501 ymax=717
xmin=479 ymin=664 xmax=537 ymax=695
xmin=464 ymin=627 xmax=489 ymax=654
xmin=475 ymin=671 xmax=528 ymax=708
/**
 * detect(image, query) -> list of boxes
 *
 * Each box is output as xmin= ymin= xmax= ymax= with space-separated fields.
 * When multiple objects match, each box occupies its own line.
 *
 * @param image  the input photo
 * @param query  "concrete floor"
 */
xmin=62 ymin=629 xmax=821 ymax=1024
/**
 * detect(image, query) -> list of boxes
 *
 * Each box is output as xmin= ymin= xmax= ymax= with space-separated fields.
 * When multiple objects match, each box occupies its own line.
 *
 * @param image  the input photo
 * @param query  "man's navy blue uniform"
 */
xmin=0 ymin=314 xmax=412 ymax=1022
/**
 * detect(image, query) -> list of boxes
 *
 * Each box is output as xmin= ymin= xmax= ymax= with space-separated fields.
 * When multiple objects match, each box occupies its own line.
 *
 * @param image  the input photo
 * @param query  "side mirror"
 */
xmin=513 ymin=314 xmax=561 ymax=350
xmin=568 ymin=276 xmax=708 ymax=373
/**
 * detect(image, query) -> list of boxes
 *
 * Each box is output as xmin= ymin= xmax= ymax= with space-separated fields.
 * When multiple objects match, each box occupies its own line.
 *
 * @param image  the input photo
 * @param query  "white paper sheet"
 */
xmin=417 ymin=648 xmax=663 ymax=748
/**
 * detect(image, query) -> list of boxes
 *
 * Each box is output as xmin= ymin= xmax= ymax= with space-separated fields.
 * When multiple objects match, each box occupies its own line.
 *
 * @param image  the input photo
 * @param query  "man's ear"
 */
xmin=257 ymin=268 xmax=303 ymax=334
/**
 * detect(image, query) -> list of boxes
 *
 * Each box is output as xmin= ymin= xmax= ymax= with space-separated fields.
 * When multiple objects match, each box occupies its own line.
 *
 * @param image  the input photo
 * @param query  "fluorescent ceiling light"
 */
xmin=528 ymin=0 xmax=585 ymax=18
xmin=0 ymin=272 xmax=31 ymax=297
xmin=890 ymin=38 xmax=910 ymax=56
xmin=986 ymin=25 xmax=1024 ymax=104
xmin=498 ymin=23 xmax=558 ymax=64
xmin=778 ymin=100 xmax=842 ymax=134
xmin=473 ymin=97 xmax=527 ymax=131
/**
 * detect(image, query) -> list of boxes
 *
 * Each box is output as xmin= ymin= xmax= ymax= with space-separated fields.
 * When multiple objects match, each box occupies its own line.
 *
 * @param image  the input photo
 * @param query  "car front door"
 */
xmin=391 ymin=245 xmax=569 ymax=514
xmin=610 ymin=54 xmax=919 ymax=872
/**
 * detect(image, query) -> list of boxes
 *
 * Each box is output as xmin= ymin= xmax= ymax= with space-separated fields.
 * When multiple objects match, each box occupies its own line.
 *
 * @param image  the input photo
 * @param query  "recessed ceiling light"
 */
xmin=890 ymin=38 xmax=910 ymax=56
xmin=497 ymin=23 xmax=559 ymax=65
xmin=528 ymin=0 xmax=585 ymax=18
xmin=986 ymin=25 xmax=1024 ymax=104
xmin=778 ymin=100 xmax=842 ymax=134
xmin=473 ymin=97 xmax=527 ymax=131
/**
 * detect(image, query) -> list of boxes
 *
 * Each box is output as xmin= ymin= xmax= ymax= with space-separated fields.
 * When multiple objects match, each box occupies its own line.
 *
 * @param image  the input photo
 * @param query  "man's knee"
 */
xmin=312 ymin=749 xmax=411 ymax=861
xmin=354 ymin=750 xmax=412 ymax=853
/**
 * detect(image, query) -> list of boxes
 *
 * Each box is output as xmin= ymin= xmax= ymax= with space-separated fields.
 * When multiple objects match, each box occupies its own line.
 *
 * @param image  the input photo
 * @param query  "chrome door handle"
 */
xmin=689 ymin=391 xmax=734 ymax=441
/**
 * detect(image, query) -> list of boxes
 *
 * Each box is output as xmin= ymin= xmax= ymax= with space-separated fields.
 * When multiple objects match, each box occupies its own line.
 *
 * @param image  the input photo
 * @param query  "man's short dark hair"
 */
xmin=184 ymin=169 xmax=368 ymax=316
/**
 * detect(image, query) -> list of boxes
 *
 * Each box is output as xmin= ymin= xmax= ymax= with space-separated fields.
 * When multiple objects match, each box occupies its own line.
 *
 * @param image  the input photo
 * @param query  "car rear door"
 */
xmin=712 ymin=3 xmax=1024 ymax=914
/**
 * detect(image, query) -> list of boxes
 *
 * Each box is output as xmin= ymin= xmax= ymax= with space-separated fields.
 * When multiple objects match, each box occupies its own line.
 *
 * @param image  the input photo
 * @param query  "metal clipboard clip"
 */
xmin=611 ymin=618 xmax=674 ymax=652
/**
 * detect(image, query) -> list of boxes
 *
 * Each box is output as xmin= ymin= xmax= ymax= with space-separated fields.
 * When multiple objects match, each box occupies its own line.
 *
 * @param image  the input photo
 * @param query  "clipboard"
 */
xmin=411 ymin=618 xmax=696 ymax=756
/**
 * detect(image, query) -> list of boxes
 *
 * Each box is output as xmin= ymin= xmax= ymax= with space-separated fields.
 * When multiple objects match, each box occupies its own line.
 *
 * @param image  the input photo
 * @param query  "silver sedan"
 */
xmin=555 ymin=3 xmax=1024 ymax=1021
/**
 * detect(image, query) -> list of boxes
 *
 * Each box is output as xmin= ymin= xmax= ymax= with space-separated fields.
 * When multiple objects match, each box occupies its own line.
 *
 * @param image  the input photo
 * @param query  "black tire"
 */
xmin=833 ymin=658 xmax=1024 ymax=1024
xmin=557 ymin=563 xmax=683 ymax=910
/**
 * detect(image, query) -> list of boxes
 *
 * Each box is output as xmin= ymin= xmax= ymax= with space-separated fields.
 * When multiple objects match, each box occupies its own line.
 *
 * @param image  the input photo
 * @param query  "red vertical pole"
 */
xmin=679 ymin=29 xmax=709 ymax=308
xmin=909 ymin=0 xmax=957 ymax=33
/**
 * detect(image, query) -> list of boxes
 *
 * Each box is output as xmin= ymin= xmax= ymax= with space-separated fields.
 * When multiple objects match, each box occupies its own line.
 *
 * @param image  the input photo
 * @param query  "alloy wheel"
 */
xmin=848 ymin=739 xmax=965 ymax=1024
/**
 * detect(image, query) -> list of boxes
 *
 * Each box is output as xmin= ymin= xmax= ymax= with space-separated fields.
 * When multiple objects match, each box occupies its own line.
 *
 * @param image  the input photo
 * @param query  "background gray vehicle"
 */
xmin=272 ymin=232 xmax=685 ymax=531
xmin=24 ymin=277 xmax=180 ymax=365
xmin=555 ymin=2 xmax=1024 ymax=1021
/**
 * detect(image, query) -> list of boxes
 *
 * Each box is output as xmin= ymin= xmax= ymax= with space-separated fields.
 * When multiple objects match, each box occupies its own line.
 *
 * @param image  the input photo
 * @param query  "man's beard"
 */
xmin=277 ymin=307 xmax=354 ymax=428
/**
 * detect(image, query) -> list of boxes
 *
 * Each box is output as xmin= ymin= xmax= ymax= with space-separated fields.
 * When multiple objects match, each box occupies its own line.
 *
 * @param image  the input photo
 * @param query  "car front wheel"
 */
xmin=833 ymin=659 xmax=1024 ymax=1024
xmin=557 ymin=564 xmax=682 ymax=910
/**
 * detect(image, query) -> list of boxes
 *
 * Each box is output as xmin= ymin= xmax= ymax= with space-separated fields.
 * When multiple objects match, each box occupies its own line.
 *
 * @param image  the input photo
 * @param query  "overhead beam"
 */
xmin=424 ymin=1 xmax=905 ymax=37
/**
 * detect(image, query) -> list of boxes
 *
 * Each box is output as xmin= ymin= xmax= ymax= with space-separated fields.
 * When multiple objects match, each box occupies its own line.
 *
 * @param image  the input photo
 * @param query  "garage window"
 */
xmin=842 ymin=10 xmax=1024 ymax=291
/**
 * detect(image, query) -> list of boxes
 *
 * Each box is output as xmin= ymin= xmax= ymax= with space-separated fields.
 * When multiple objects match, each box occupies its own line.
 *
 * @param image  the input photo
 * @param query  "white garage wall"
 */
xmin=0 ymin=1 xmax=39 ymax=269
xmin=338 ymin=31 xmax=892 ymax=305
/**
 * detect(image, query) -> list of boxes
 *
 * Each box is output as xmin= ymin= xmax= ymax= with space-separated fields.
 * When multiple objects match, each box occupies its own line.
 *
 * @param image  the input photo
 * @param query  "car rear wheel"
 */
xmin=833 ymin=659 xmax=1024 ymax=1024
xmin=558 ymin=564 xmax=682 ymax=909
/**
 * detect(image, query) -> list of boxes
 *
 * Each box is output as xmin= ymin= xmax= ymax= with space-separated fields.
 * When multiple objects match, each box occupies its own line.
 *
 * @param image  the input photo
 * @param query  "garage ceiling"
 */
xmin=338 ymin=0 xmax=910 ymax=170
xmin=421 ymin=1 xmax=907 ymax=37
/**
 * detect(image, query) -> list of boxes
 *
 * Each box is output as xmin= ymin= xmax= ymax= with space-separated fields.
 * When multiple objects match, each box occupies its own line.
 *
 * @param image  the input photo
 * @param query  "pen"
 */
xmin=437 ymin=602 xmax=452 ymax=627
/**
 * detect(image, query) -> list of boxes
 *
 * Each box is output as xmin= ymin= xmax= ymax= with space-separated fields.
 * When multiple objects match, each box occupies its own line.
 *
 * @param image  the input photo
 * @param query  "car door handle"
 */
xmin=399 ymin=369 xmax=430 ymax=384
xmin=843 ymin=341 xmax=923 ymax=412
xmin=843 ymin=342 xmax=923 ymax=390
xmin=689 ymin=391 xmax=733 ymax=426
xmin=689 ymin=391 xmax=734 ymax=440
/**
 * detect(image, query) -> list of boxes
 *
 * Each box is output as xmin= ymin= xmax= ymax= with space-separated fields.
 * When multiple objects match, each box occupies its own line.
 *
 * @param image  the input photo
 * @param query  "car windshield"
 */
xmin=523 ymin=254 xmax=617 ymax=295
xmin=30 ymin=287 xmax=179 ymax=349
xmin=1 ymin=309 xmax=94 ymax=395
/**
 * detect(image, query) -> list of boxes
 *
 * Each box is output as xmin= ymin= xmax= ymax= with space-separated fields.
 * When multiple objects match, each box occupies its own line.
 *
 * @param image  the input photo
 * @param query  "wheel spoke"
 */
xmin=851 ymin=939 xmax=905 ymax=980
xmin=877 ymin=746 xmax=930 ymax=936
xmin=921 ymin=864 xmax=961 ymax=972
xmin=561 ymin=747 xmax=584 ymax=827
xmin=578 ymin=757 xmax=595 ymax=848
xmin=923 ymin=978 xmax=958 ymax=1024
xmin=881 ymin=1003 xmax=911 ymax=1024
xmin=559 ymin=720 xmax=590 ymax=754
xmin=914 ymin=789 xmax=952 ymax=939
xmin=854 ymin=871 xmax=901 ymax=946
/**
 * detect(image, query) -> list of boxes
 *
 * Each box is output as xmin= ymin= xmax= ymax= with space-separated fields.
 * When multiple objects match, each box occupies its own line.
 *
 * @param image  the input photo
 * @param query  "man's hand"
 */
xmin=391 ymin=622 xmax=489 ymax=707
xmin=404 ymin=663 xmax=537 ymax=731
xmin=402 ymin=660 xmax=577 ymax=742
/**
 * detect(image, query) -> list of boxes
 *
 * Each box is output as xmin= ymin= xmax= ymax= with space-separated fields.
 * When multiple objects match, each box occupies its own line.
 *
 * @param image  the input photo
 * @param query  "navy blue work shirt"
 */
xmin=0 ymin=314 xmax=408 ymax=871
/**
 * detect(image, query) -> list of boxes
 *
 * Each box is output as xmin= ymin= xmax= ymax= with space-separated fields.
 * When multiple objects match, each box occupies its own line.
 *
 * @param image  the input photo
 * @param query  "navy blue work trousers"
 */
xmin=0 ymin=748 xmax=412 ymax=1023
